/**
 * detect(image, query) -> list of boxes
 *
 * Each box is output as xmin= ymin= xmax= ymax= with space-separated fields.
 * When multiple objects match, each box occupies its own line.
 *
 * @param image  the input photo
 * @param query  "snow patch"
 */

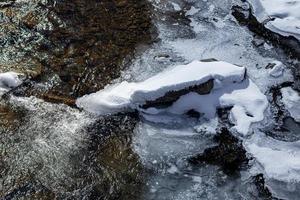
xmin=246 ymin=134 xmax=300 ymax=183
xmin=268 ymin=61 xmax=285 ymax=78
xmin=0 ymin=72 xmax=23 ymax=94
xmin=281 ymin=87 xmax=300 ymax=122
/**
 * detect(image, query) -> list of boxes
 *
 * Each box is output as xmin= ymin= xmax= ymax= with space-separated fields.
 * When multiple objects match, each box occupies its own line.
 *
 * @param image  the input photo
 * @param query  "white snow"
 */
xmin=77 ymin=60 xmax=268 ymax=135
xmin=246 ymin=134 xmax=300 ymax=183
xmin=0 ymin=72 xmax=23 ymax=94
xmin=147 ymin=79 xmax=268 ymax=135
xmin=248 ymin=0 xmax=300 ymax=40
xmin=171 ymin=2 xmax=181 ymax=11
xmin=281 ymin=87 xmax=300 ymax=122
xmin=268 ymin=61 xmax=285 ymax=78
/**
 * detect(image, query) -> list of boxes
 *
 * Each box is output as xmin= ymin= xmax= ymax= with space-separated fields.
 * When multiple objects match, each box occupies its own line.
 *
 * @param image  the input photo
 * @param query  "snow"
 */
xmin=281 ymin=87 xmax=300 ymax=122
xmin=248 ymin=143 xmax=300 ymax=182
xmin=77 ymin=60 xmax=268 ymax=135
xmin=148 ymin=79 xmax=268 ymax=135
xmin=248 ymin=0 xmax=300 ymax=40
xmin=0 ymin=72 xmax=22 ymax=94
xmin=171 ymin=2 xmax=181 ymax=11
xmin=76 ymin=60 xmax=246 ymax=114
xmin=268 ymin=61 xmax=285 ymax=78
xmin=246 ymin=134 xmax=300 ymax=183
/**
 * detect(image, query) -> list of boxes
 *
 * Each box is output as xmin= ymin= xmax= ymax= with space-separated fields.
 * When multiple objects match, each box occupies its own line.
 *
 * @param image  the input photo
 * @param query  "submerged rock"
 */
xmin=252 ymin=174 xmax=277 ymax=200
xmin=188 ymin=128 xmax=248 ymax=175
xmin=0 ymin=0 xmax=154 ymax=105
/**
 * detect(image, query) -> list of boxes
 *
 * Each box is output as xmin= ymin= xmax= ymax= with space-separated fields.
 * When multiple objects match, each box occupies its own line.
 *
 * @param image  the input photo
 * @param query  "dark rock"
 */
xmin=188 ymin=128 xmax=248 ymax=175
xmin=142 ymin=79 xmax=214 ymax=109
xmin=232 ymin=5 xmax=300 ymax=59
xmin=253 ymin=174 xmax=281 ymax=200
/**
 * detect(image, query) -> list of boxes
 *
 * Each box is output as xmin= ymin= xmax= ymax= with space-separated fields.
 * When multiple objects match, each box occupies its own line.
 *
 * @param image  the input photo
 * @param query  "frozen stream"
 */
xmin=1 ymin=0 xmax=300 ymax=199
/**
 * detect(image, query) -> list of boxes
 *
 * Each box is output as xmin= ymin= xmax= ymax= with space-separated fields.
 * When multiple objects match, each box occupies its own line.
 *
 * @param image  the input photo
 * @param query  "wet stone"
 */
xmin=142 ymin=79 xmax=214 ymax=109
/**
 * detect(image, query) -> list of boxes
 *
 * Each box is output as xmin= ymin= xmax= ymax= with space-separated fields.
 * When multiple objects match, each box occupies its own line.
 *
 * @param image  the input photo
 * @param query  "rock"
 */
xmin=252 ymin=174 xmax=277 ymax=200
xmin=188 ymin=128 xmax=248 ymax=174
xmin=265 ymin=82 xmax=300 ymax=142
xmin=142 ymin=79 xmax=214 ymax=109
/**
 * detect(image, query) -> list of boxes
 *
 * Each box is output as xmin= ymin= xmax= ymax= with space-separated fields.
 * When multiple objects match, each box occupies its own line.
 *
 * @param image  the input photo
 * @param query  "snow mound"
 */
xmin=77 ymin=60 xmax=268 ymax=135
xmin=281 ymin=87 xmax=300 ymax=122
xmin=248 ymin=0 xmax=300 ymax=40
xmin=0 ymin=72 xmax=23 ymax=94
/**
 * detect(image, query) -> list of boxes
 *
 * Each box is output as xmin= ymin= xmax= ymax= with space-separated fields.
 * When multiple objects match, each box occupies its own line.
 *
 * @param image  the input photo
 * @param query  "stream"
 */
xmin=1 ymin=0 xmax=300 ymax=199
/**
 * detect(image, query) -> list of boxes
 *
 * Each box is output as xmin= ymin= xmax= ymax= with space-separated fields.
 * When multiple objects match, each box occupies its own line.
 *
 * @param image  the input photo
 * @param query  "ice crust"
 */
xmin=77 ymin=60 xmax=268 ymax=135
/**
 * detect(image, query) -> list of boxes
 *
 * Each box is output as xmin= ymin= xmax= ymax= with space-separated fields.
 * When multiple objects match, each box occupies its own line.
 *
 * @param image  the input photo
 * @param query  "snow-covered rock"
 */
xmin=248 ymin=0 xmax=300 ymax=41
xmin=281 ymin=87 xmax=300 ymax=122
xmin=0 ymin=72 xmax=23 ymax=94
xmin=77 ymin=61 xmax=246 ymax=114
xmin=77 ymin=60 xmax=268 ymax=135
xmin=268 ymin=61 xmax=285 ymax=78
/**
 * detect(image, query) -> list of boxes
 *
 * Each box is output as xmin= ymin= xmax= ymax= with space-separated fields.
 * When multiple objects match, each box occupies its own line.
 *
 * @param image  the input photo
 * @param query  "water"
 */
xmin=1 ymin=0 xmax=300 ymax=199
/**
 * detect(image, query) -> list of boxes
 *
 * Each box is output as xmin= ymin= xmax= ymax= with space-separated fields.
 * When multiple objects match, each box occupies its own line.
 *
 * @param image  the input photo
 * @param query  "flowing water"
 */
xmin=1 ymin=0 xmax=300 ymax=199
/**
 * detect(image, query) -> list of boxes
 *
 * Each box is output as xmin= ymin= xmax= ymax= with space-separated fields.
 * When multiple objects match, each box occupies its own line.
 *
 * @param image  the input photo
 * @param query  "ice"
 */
xmin=281 ymin=87 xmax=300 ymax=122
xmin=0 ymin=72 xmax=22 ymax=93
xmin=248 ymin=0 xmax=300 ymax=40
xmin=76 ymin=60 xmax=246 ymax=114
